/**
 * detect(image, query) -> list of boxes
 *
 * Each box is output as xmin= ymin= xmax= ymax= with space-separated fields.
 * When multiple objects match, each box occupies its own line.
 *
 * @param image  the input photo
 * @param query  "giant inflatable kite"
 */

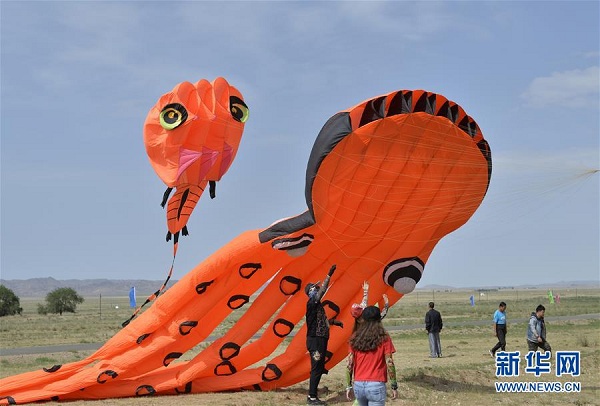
xmin=0 ymin=79 xmax=491 ymax=404
xmin=123 ymin=77 xmax=249 ymax=326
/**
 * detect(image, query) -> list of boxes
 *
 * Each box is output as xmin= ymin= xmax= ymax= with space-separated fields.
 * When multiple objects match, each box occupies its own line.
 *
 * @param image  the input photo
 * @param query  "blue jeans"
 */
xmin=354 ymin=381 xmax=386 ymax=406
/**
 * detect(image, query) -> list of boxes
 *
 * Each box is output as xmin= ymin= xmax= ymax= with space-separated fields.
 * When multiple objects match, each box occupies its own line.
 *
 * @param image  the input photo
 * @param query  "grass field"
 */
xmin=1 ymin=287 xmax=598 ymax=405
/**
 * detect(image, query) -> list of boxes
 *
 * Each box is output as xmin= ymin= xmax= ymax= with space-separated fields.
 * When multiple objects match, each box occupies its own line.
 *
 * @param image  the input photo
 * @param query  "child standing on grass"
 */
xmin=345 ymin=306 xmax=398 ymax=405
xmin=350 ymin=281 xmax=389 ymax=331
xmin=348 ymin=282 xmax=390 ymax=406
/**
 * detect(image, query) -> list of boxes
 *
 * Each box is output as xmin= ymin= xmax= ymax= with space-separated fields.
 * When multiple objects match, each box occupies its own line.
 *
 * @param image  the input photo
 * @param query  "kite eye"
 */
xmin=229 ymin=96 xmax=249 ymax=123
xmin=159 ymin=103 xmax=188 ymax=130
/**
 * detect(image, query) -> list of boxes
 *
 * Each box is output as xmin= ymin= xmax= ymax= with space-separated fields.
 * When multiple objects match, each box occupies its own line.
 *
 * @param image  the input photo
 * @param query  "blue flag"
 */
xmin=469 ymin=295 xmax=475 ymax=306
xmin=129 ymin=286 xmax=136 ymax=308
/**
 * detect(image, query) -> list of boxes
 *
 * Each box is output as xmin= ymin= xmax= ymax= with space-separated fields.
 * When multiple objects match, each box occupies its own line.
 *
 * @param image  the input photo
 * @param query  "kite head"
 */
xmin=259 ymin=90 xmax=491 ymax=298
xmin=143 ymin=77 xmax=249 ymax=187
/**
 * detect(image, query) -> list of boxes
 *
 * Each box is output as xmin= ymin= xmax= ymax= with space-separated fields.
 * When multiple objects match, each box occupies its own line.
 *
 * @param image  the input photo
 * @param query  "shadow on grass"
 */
xmin=403 ymin=371 xmax=496 ymax=394
xmin=264 ymin=385 xmax=349 ymax=404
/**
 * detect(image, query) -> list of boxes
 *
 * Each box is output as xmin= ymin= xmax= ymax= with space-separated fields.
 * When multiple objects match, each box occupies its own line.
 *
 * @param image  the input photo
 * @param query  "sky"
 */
xmin=1 ymin=1 xmax=598 ymax=289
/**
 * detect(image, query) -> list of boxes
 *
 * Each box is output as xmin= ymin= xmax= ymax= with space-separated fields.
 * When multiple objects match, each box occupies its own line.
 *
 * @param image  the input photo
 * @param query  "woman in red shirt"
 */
xmin=346 ymin=306 xmax=398 ymax=405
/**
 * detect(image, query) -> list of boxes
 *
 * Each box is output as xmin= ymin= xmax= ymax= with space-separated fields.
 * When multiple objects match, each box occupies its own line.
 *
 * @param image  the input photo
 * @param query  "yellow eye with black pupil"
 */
xmin=159 ymin=103 xmax=188 ymax=130
xmin=229 ymin=96 xmax=249 ymax=123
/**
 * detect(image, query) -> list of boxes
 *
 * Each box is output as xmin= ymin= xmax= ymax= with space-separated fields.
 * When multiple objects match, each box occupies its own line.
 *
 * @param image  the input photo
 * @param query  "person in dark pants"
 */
xmin=305 ymin=264 xmax=343 ymax=405
xmin=425 ymin=301 xmax=443 ymax=358
xmin=490 ymin=301 xmax=507 ymax=357
xmin=527 ymin=304 xmax=552 ymax=354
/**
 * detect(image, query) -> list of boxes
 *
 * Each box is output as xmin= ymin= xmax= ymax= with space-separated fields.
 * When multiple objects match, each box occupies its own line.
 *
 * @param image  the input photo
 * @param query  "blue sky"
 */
xmin=1 ymin=1 xmax=598 ymax=288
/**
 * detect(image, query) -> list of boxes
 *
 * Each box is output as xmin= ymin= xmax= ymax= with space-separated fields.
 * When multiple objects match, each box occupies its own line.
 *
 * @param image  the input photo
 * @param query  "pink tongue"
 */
xmin=177 ymin=142 xmax=235 ymax=181
xmin=219 ymin=143 xmax=233 ymax=177
xmin=177 ymin=147 xmax=218 ymax=180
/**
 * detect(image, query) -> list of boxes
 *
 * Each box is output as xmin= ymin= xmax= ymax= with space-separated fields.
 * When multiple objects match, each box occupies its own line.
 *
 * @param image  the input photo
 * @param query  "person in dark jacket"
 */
xmin=305 ymin=264 xmax=343 ymax=405
xmin=425 ymin=301 xmax=443 ymax=358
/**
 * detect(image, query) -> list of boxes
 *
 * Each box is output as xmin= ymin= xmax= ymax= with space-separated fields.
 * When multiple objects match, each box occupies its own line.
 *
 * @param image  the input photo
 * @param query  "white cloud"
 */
xmin=521 ymin=66 xmax=600 ymax=108
xmin=335 ymin=1 xmax=471 ymax=41
xmin=493 ymin=148 xmax=600 ymax=179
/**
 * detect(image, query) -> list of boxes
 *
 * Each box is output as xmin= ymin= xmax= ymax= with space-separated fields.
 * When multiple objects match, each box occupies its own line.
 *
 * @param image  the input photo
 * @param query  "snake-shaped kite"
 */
xmin=0 ymin=79 xmax=491 ymax=404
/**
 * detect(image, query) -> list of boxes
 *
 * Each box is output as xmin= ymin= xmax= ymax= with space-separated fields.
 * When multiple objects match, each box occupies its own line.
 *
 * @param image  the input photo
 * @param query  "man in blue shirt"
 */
xmin=490 ymin=301 xmax=507 ymax=357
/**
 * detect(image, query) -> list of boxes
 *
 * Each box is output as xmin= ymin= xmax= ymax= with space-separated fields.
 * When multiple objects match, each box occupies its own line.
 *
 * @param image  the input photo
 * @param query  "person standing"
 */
xmin=490 ymin=301 xmax=507 ymax=357
xmin=345 ymin=306 xmax=398 ymax=405
xmin=305 ymin=264 xmax=342 ymax=405
xmin=527 ymin=304 xmax=552 ymax=354
xmin=350 ymin=281 xmax=390 ymax=329
xmin=425 ymin=301 xmax=443 ymax=358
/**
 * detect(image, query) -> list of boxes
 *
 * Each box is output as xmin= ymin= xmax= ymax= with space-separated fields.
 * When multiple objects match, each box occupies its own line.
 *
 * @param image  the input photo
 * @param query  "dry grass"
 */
xmin=1 ymin=288 xmax=598 ymax=405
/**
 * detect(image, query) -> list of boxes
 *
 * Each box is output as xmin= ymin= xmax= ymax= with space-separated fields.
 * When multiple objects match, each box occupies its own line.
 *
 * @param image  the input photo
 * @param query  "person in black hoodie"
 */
xmin=425 ymin=301 xmax=443 ymax=358
xmin=305 ymin=264 xmax=343 ymax=405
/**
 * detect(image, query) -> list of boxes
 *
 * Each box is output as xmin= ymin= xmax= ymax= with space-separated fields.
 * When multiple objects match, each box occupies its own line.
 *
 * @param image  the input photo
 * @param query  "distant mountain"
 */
xmin=0 ymin=277 xmax=178 ymax=298
xmin=0 ymin=277 xmax=597 ymax=298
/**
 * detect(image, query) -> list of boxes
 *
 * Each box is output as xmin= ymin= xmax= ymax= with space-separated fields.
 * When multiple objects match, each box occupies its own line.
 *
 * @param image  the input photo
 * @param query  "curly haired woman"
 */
xmin=345 ymin=306 xmax=398 ymax=405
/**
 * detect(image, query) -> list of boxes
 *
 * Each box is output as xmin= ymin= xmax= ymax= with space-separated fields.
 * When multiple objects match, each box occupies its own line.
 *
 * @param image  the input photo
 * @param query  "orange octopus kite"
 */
xmin=0 ymin=79 xmax=491 ymax=404
xmin=123 ymin=77 xmax=249 ymax=326
xmin=144 ymin=77 xmax=249 ymax=247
